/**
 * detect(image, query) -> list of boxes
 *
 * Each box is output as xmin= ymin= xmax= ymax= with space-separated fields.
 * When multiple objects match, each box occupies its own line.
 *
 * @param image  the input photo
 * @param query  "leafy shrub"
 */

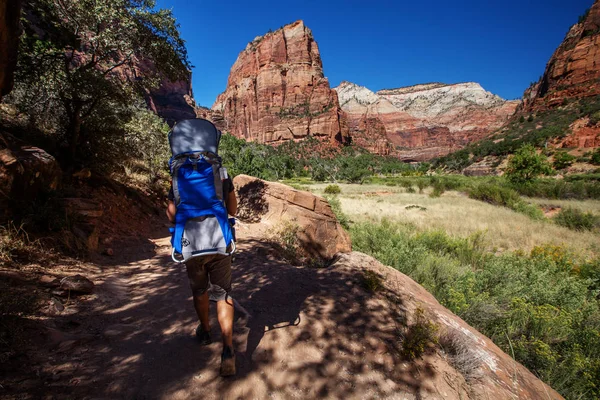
xmin=468 ymin=183 xmax=521 ymax=208
xmin=351 ymin=220 xmax=600 ymax=399
xmin=267 ymin=219 xmax=302 ymax=262
xmin=362 ymin=270 xmax=383 ymax=293
xmin=324 ymin=184 xmax=341 ymax=194
xmin=505 ymin=144 xmax=553 ymax=183
xmin=554 ymin=208 xmax=599 ymax=231
xmin=591 ymin=149 xmax=600 ymax=165
xmin=429 ymin=177 xmax=446 ymax=198
xmin=553 ymin=151 xmax=577 ymax=170
xmin=468 ymin=183 xmax=544 ymax=220
xmin=401 ymin=307 xmax=439 ymax=360
xmin=324 ymin=195 xmax=350 ymax=230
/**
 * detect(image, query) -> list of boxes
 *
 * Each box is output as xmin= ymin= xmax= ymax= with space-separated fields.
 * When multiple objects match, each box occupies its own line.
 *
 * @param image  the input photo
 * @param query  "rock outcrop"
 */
xmin=522 ymin=0 xmax=600 ymax=111
xmin=336 ymin=81 xmax=519 ymax=161
xmin=0 ymin=132 xmax=61 ymax=223
xmin=0 ymin=0 xmax=22 ymax=100
xmin=233 ymin=174 xmax=351 ymax=260
xmin=212 ymin=21 xmax=349 ymax=144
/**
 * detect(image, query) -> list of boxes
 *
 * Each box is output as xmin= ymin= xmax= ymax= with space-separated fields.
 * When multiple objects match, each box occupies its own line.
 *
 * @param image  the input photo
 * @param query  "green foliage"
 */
xmin=123 ymin=108 xmax=170 ymax=180
xmin=401 ymin=307 xmax=439 ymax=360
xmin=435 ymin=96 xmax=600 ymax=171
xmin=553 ymin=151 xmax=577 ymax=170
xmin=351 ymin=221 xmax=600 ymax=398
xmin=509 ymin=178 xmax=600 ymax=200
xmin=505 ymin=144 xmax=553 ymax=183
xmin=10 ymin=0 xmax=189 ymax=166
xmin=428 ymin=176 xmax=446 ymax=198
xmin=324 ymin=195 xmax=350 ymax=229
xmin=591 ymin=149 xmax=600 ymax=165
xmin=468 ymin=183 xmax=521 ymax=207
xmin=579 ymin=8 xmax=591 ymax=24
xmin=554 ymin=207 xmax=600 ymax=231
xmin=362 ymin=270 xmax=383 ymax=293
xmin=324 ymin=184 xmax=341 ymax=194
xmin=268 ymin=219 xmax=301 ymax=262
xmin=468 ymin=183 xmax=544 ymax=220
xmin=218 ymin=134 xmax=427 ymax=183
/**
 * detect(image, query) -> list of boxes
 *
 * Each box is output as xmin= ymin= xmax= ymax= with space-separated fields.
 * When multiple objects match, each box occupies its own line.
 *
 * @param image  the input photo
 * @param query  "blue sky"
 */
xmin=155 ymin=0 xmax=594 ymax=107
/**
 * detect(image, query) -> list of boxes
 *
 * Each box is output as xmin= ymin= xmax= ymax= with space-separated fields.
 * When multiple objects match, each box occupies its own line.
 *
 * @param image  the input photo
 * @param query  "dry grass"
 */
xmin=526 ymin=197 xmax=600 ymax=214
xmin=308 ymin=183 xmax=600 ymax=257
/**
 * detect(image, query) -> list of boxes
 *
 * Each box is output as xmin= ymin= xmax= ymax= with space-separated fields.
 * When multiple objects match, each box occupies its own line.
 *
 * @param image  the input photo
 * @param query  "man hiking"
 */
xmin=166 ymin=118 xmax=238 ymax=377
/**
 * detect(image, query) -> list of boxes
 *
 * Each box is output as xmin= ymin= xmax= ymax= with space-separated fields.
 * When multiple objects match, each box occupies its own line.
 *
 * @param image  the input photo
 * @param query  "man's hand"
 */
xmin=226 ymin=190 xmax=237 ymax=216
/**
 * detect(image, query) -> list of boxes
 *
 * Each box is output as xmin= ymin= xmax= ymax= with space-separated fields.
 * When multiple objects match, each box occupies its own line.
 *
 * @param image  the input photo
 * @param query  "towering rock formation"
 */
xmin=212 ymin=21 xmax=349 ymax=144
xmin=522 ymin=0 xmax=600 ymax=112
xmin=336 ymin=81 xmax=519 ymax=161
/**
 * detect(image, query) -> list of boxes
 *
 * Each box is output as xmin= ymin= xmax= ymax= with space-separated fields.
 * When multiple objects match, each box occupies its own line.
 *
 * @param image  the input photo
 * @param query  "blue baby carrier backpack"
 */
xmin=168 ymin=118 xmax=235 ymax=263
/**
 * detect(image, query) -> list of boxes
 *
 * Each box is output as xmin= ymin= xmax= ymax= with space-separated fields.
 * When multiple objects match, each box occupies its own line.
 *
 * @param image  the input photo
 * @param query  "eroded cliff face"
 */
xmin=336 ymin=81 xmax=518 ymax=161
xmin=523 ymin=0 xmax=600 ymax=112
xmin=145 ymin=69 xmax=196 ymax=126
xmin=212 ymin=21 xmax=349 ymax=144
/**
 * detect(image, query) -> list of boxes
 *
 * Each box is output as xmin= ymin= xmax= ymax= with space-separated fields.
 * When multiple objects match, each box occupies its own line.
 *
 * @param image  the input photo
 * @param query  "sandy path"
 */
xmin=7 ymin=224 xmax=448 ymax=400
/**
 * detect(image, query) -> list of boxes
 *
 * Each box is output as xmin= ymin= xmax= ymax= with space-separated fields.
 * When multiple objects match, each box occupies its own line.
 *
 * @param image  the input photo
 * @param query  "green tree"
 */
xmin=505 ymin=144 xmax=553 ymax=183
xmin=14 ymin=0 xmax=189 ymax=165
xmin=552 ymin=151 xmax=576 ymax=170
xmin=123 ymin=108 xmax=170 ymax=180
xmin=591 ymin=149 xmax=600 ymax=165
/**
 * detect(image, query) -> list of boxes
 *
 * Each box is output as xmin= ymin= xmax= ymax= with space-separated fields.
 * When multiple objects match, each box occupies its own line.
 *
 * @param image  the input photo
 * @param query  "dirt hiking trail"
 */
xmin=3 ymin=218 xmax=562 ymax=400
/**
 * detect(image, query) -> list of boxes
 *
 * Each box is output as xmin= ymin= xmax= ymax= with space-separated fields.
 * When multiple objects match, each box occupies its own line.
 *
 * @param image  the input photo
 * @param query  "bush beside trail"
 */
xmin=351 ymin=220 xmax=600 ymax=400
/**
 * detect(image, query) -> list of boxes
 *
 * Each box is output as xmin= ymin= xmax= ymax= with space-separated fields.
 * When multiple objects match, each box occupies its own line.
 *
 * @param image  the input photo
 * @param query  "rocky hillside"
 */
xmin=212 ymin=21 xmax=350 ymax=144
xmin=522 ymin=0 xmax=600 ymax=112
xmin=336 ymin=81 xmax=518 ymax=161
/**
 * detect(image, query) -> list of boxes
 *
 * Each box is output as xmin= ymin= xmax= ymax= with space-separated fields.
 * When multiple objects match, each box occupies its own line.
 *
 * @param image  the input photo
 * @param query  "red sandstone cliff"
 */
xmin=522 ymin=0 xmax=600 ymax=112
xmin=336 ymin=81 xmax=518 ymax=161
xmin=212 ymin=21 xmax=349 ymax=144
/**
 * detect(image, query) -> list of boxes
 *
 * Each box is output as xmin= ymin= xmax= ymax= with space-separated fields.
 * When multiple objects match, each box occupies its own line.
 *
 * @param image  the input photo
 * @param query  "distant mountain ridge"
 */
xmin=335 ymin=81 xmax=518 ymax=161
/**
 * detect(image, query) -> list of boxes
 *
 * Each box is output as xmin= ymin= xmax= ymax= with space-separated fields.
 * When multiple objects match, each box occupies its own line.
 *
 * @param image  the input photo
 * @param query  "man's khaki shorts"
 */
xmin=185 ymin=254 xmax=232 ymax=302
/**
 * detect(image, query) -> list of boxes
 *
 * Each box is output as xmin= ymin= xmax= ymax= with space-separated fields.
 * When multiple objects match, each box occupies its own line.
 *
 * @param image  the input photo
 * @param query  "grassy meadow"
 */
xmin=310 ymin=182 xmax=600 ymax=257
xmin=287 ymin=176 xmax=600 ymax=399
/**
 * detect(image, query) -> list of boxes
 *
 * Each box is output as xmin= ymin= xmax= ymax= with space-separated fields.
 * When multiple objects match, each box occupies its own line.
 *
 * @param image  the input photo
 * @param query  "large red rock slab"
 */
xmin=233 ymin=174 xmax=351 ymax=260
xmin=0 ymin=132 xmax=61 ymax=222
xmin=334 ymin=251 xmax=563 ymax=400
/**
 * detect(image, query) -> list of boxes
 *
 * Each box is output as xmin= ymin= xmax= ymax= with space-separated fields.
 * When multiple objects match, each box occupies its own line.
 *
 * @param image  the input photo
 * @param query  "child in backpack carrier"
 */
xmin=165 ymin=118 xmax=238 ymax=377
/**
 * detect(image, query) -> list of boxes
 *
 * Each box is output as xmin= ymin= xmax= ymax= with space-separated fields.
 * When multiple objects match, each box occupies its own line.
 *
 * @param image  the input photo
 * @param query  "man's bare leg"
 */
xmin=217 ymin=296 xmax=236 ymax=376
xmin=216 ymin=297 xmax=234 ymax=347
xmin=193 ymin=292 xmax=211 ymax=342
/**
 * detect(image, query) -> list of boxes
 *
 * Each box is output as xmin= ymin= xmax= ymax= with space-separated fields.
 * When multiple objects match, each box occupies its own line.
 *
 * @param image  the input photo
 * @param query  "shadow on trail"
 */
xmin=10 ymin=226 xmax=438 ymax=400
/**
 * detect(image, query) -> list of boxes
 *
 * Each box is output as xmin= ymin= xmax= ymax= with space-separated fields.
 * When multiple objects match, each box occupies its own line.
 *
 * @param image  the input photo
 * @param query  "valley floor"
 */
xmin=309 ymin=183 xmax=600 ymax=257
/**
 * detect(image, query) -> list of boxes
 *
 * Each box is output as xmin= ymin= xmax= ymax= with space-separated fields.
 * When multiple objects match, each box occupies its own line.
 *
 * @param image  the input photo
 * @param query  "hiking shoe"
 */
xmin=220 ymin=346 xmax=236 ymax=377
xmin=195 ymin=324 xmax=212 ymax=346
